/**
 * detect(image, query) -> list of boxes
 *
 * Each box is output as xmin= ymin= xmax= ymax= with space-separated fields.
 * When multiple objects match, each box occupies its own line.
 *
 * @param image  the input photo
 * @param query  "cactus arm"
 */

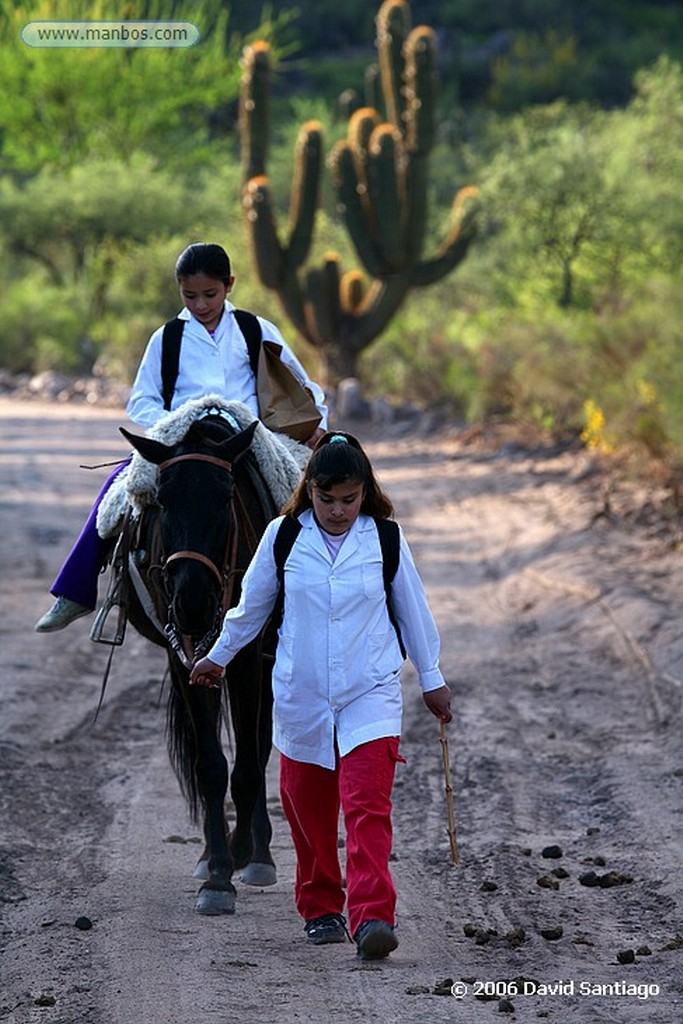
xmin=340 ymin=270 xmax=365 ymax=314
xmin=287 ymin=121 xmax=324 ymax=272
xmin=412 ymin=189 xmax=479 ymax=287
xmin=240 ymin=42 xmax=271 ymax=180
xmin=401 ymin=27 xmax=438 ymax=263
xmin=350 ymin=273 xmax=411 ymax=347
xmin=367 ymin=124 xmax=406 ymax=270
xmin=404 ymin=27 xmax=437 ymax=155
xmin=242 ymin=176 xmax=284 ymax=289
xmin=376 ymin=0 xmax=411 ymax=130
xmin=347 ymin=107 xmax=382 ymax=230
xmin=330 ymin=140 xmax=386 ymax=279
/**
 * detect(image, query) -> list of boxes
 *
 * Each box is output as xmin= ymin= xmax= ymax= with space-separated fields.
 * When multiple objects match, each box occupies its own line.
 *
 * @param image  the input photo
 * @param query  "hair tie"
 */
xmin=328 ymin=434 xmax=348 ymax=444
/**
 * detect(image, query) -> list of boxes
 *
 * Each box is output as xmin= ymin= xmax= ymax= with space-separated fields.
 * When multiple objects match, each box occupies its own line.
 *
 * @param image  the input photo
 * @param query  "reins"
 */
xmin=159 ymin=452 xmax=233 ymax=472
xmin=159 ymin=449 xmax=236 ymax=597
xmin=155 ymin=448 xmax=256 ymax=669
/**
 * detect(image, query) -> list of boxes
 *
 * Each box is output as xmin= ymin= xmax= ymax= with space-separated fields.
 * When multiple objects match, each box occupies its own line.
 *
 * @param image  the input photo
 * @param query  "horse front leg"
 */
xmin=187 ymin=684 xmax=237 ymax=916
xmin=225 ymin=646 xmax=272 ymax=879
xmin=239 ymin=654 xmax=276 ymax=887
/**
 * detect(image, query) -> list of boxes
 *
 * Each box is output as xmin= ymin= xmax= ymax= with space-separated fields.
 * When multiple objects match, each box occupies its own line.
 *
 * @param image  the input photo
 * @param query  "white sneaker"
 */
xmin=35 ymin=596 xmax=91 ymax=632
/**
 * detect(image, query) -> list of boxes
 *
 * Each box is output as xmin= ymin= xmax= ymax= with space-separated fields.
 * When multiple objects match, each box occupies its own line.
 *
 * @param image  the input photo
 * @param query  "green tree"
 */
xmin=0 ymin=0 xmax=286 ymax=174
xmin=0 ymin=155 xmax=225 ymax=372
xmin=0 ymin=0 xmax=289 ymax=374
xmin=479 ymin=103 xmax=627 ymax=308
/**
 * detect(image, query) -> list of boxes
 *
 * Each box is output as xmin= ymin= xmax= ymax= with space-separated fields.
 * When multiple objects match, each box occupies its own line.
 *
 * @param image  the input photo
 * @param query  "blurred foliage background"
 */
xmin=1 ymin=0 xmax=682 ymax=468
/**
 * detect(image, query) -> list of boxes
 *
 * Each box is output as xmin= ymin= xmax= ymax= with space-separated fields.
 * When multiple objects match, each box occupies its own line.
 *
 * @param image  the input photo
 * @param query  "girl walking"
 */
xmin=191 ymin=432 xmax=452 ymax=960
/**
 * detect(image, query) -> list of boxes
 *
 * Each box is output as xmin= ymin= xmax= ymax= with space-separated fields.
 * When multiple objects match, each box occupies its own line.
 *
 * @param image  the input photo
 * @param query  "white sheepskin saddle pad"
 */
xmin=96 ymin=395 xmax=309 ymax=539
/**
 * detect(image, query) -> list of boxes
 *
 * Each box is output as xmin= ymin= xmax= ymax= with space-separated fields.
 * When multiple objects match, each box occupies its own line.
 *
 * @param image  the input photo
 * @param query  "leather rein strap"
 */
xmin=159 ymin=452 xmax=233 ymax=472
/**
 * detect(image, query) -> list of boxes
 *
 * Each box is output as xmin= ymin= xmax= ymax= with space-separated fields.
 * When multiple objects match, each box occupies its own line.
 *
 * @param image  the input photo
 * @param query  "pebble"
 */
xmin=537 ymin=874 xmax=560 ymax=890
xmin=433 ymin=978 xmax=454 ymax=996
xmin=578 ymin=868 xmax=632 ymax=888
xmin=504 ymin=927 xmax=526 ymax=948
xmin=617 ymin=949 xmax=636 ymax=964
xmin=74 ymin=916 xmax=93 ymax=931
xmin=540 ymin=925 xmax=564 ymax=941
xmin=34 ymin=994 xmax=56 ymax=1006
xmin=599 ymin=870 xmax=633 ymax=888
xmin=541 ymin=844 xmax=563 ymax=859
xmin=499 ymin=997 xmax=516 ymax=1013
xmin=481 ymin=880 xmax=498 ymax=892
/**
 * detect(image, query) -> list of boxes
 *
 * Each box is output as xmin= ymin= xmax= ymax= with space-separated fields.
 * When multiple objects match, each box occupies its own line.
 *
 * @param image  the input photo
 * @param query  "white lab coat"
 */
xmin=126 ymin=300 xmax=328 ymax=429
xmin=207 ymin=510 xmax=446 ymax=769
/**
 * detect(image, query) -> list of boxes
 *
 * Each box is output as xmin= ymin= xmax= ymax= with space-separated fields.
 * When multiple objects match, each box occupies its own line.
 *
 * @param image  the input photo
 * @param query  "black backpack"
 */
xmin=271 ymin=515 xmax=406 ymax=658
xmin=160 ymin=309 xmax=262 ymax=412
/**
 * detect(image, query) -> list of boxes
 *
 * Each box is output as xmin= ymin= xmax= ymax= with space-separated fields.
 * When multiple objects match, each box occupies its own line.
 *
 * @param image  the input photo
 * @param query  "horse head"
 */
xmin=120 ymin=418 xmax=258 ymax=660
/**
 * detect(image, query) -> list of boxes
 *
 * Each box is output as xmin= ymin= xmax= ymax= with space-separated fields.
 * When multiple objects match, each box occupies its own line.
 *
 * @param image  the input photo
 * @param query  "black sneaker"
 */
xmin=304 ymin=913 xmax=349 ymax=945
xmin=354 ymin=919 xmax=399 ymax=960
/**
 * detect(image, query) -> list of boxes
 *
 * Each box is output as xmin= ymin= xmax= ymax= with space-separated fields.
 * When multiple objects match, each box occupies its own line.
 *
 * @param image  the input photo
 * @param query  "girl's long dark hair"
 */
xmin=283 ymin=431 xmax=394 ymax=519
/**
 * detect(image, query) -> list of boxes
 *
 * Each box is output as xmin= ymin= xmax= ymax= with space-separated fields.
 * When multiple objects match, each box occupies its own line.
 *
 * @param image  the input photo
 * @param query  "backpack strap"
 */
xmin=233 ymin=309 xmax=262 ymax=377
xmin=375 ymin=517 xmax=406 ymax=658
xmin=271 ymin=515 xmax=303 ymax=630
xmin=161 ymin=318 xmax=184 ymax=411
xmin=159 ymin=309 xmax=262 ymax=412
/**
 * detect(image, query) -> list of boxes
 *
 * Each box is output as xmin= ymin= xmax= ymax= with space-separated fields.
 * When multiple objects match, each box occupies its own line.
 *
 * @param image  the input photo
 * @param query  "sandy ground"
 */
xmin=0 ymin=397 xmax=681 ymax=1024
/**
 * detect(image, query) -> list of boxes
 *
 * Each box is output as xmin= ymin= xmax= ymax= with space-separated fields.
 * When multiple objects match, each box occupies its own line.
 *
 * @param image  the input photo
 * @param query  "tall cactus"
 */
xmin=240 ymin=0 xmax=478 ymax=382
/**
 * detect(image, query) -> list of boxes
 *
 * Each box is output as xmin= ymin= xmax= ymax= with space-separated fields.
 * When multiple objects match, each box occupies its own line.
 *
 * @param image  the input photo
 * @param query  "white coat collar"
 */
xmin=177 ymin=300 xmax=235 ymax=324
xmin=298 ymin=510 xmax=374 ymax=567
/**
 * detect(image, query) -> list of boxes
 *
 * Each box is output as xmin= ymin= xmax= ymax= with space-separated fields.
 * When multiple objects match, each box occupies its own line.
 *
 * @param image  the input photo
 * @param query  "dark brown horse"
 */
xmin=118 ymin=414 xmax=279 ymax=914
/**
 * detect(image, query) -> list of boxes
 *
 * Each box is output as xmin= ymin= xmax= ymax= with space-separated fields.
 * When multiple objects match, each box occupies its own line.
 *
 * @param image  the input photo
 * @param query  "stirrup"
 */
xmin=89 ymin=541 xmax=127 ymax=646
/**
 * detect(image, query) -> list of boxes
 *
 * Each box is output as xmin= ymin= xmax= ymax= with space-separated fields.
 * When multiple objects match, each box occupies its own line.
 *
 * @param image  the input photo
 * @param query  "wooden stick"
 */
xmin=439 ymin=720 xmax=459 ymax=865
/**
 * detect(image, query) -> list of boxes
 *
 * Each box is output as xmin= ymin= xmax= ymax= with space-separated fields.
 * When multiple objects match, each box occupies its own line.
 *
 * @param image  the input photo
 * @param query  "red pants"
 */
xmin=279 ymin=737 xmax=405 ymax=936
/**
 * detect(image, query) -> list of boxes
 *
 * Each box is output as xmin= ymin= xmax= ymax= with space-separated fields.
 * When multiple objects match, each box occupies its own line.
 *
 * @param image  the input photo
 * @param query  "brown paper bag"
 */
xmin=257 ymin=340 xmax=322 ymax=442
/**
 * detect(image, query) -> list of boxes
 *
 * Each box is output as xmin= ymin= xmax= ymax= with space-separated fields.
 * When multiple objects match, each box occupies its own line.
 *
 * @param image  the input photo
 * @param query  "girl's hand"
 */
xmin=423 ymin=684 xmax=453 ymax=723
xmin=190 ymin=656 xmax=224 ymax=689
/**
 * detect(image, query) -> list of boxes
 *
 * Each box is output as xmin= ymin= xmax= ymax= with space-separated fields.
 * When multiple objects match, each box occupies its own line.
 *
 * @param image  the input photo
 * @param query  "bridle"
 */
xmin=156 ymin=450 xmax=247 ymax=669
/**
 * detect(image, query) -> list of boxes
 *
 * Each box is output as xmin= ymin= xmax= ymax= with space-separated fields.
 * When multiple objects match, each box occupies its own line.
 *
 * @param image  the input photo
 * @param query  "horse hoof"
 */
xmin=193 ymin=858 xmax=209 ymax=881
xmin=240 ymin=862 xmax=277 ymax=887
xmin=195 ymin=887 xmax=236 ymax=915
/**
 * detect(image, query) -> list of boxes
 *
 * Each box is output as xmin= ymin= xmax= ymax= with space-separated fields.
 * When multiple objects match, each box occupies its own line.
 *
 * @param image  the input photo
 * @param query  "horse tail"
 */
xmin=165 ymin=669 xmax=222 ymax=823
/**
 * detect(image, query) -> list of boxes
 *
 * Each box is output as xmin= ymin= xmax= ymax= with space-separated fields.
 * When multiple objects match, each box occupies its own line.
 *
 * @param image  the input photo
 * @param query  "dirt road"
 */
xmin=1 ymin=399 xmax=681 ymax=1023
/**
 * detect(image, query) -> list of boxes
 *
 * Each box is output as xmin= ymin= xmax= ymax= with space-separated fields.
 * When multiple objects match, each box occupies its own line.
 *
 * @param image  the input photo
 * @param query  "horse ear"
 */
xmin=216 ymin=419 xmax=259 ymax=463
xmin=119 ymin=426 xmax=175 ymax=465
